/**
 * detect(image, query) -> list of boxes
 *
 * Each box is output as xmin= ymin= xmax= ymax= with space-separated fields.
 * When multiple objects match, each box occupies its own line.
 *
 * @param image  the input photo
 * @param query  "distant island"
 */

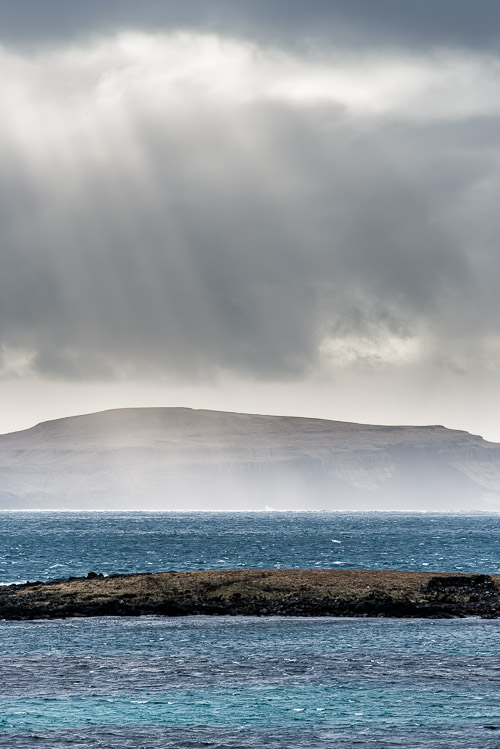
xmin=1 ymin=407 xmax=500 ymax=511
xmin=1 ymin=569 xmax=498 ymax=620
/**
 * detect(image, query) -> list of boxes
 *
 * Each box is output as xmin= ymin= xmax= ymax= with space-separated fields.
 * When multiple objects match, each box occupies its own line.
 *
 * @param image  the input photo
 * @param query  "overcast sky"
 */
xmin=1 ymin=1 xmax=500 ymax=439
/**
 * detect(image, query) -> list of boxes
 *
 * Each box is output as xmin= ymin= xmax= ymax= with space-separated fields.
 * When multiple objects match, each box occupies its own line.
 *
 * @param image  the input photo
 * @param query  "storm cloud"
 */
xmin=2 ymin=1 xmax=500 ymax=52
xmin=0 ymin=3 xmax=500 ymax=438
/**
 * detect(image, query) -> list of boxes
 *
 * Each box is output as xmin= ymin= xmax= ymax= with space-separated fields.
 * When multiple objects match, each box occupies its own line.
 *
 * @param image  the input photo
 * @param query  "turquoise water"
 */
xmin=2 ymin=512 xmax=500 ymax=746
xmin=1 ymin=512 xmax=500 ymax=583
xmin=1 ymin=616 xmax=500 ymax=746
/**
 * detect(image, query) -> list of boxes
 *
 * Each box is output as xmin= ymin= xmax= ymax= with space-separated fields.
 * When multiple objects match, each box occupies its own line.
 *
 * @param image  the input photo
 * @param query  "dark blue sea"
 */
xmin=2 ymin=512 xmax=500 ymax=747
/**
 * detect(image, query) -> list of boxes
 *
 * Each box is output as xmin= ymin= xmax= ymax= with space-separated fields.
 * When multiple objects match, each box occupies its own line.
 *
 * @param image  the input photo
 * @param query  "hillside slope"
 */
xmin=0 ymin=407 xmax=499 ymax=510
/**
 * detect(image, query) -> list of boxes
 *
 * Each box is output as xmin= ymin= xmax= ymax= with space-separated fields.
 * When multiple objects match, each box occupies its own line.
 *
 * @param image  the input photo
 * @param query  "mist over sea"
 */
xmin=2 ymin=512 xmax=500 ymax=747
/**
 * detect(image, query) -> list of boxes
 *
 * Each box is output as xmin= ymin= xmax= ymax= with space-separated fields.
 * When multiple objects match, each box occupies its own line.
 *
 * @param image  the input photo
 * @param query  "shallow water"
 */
xmin=1 ymin=616 xmax=500 ymax=747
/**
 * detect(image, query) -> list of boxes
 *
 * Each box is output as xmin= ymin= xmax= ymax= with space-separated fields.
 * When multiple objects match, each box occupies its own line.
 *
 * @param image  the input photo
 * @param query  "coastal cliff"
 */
xmin=1 ymin=569 xmax=499 ymax=620
xmin=1 ymin=407 xmax=500 ymax=511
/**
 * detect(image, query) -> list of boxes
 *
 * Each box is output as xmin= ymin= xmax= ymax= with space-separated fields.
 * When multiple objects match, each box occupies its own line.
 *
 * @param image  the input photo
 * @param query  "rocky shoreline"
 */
xmin=1 ymin=568 xmax=499 ymax=620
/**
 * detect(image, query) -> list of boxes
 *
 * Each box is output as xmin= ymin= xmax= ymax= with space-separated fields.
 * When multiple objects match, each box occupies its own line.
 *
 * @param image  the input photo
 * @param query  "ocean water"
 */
xmin=2 ymin=616 xmax=500 ymax=747
xmin=1 ymin=511 xmax=500 ymax=583
xmin=2 ymin=512 xmax=500 ymax=747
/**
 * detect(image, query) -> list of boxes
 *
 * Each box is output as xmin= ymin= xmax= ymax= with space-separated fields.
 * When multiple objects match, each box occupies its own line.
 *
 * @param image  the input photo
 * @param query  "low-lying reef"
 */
xmin=1 ymin=569 xmax=499 ymax=620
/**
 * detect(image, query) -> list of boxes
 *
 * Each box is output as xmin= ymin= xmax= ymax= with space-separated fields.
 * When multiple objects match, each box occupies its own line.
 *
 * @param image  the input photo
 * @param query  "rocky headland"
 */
xmin=1 ymin=569 xmax=499 ymax=620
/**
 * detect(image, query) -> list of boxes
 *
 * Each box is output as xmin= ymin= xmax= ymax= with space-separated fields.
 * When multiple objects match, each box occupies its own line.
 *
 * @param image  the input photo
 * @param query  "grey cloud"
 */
xmin=1 ymin=29 xmax=499 ymax=384
xmin=1 ymin=1 xmax=500 ymax=52
xmin=0 ymin=76 xmax=497 ymax=383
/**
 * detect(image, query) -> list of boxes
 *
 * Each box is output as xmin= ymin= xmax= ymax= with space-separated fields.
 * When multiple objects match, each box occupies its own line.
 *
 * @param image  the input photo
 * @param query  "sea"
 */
xmin=1 ymin=511 xmax=500 ymax=748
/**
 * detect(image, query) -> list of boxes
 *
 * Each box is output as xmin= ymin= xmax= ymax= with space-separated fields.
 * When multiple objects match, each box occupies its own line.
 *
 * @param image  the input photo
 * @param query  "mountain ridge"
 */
xmin=0 ymin=407 xmax=499 ymax=511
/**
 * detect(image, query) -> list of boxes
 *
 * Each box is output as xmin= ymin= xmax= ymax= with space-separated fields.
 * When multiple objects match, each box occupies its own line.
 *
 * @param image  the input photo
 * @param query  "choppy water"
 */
xmin=2 ymin=616 xmax=500 ymax=747
xmin=1 ymin=511 xmax=500 ymax=583
xmin=2 ymin=512 xmax=500 ymax=746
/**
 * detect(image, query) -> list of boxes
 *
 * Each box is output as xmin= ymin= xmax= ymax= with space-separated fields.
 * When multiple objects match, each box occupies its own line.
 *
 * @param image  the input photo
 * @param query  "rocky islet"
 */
xmin=0 ymin=569 xmax=499 ymax=620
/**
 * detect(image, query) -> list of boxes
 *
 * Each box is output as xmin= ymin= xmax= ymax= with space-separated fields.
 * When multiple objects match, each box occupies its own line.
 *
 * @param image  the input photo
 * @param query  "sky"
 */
xmin=1 ymin=1 xmax=500 ymax=439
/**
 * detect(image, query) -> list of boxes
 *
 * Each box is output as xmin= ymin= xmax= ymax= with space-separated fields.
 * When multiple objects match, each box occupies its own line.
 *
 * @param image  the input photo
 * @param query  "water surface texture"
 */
xmin=1 ymin=616 xmax=500 ymax=747
xmin=1 ymin=511 xmax=500 ymax=583
xmin=2 ymin=512 xmax=500 ymax=746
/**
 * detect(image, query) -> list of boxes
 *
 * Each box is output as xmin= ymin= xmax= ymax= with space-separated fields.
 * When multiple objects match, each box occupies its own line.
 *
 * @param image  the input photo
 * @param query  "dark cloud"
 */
xmin=0 ymin=78 xmax=495 ymax=381
xmin=0 ymin=19 xmax=500 ymax=385
xmin=1 ymin=0 xmax=500 ymax=52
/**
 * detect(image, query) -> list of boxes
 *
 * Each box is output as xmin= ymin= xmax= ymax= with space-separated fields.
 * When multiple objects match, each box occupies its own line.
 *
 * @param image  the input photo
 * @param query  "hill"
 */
xmin=0 ymin=407 xmax=499 ymax=510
